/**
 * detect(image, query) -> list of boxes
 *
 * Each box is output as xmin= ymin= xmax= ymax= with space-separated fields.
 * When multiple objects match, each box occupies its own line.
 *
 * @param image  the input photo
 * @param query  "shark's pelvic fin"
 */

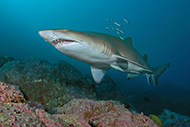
xmin=151 ymin=63 xmax=170 ymax=86
xmin=91 ymin=66 xmax=107 ymax=84
xmin=110 ymin=56 xmax=128 ymax=72
xmin=113 ymin=55 xmax=152 ymax=73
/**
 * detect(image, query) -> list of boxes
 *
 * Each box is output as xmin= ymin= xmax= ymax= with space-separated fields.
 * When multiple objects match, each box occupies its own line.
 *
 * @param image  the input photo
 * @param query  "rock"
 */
xmin=0 ymin=56 xmax=129 ymax=111
xmin=88 ymin=74 xmax=130 ymax=107
xmin=159 ymin=109 xmax=190 ymax=127
xmin=0 ymin=81 xmax=157 ymax=127
xmin=54 ymin=99 xmax=157 ymax=127
xmin=0 ymin=81 xmax=25 ymax=103
xmin=0 ymin=58 xmax=92 ymax=110
xmin=0 ymin=55 xmax=14 ymax=68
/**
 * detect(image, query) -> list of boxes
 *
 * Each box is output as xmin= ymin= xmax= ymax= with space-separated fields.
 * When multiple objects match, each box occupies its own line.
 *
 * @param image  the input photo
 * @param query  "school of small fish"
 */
xmin=105 ymin=18 xmax=130 ymax=40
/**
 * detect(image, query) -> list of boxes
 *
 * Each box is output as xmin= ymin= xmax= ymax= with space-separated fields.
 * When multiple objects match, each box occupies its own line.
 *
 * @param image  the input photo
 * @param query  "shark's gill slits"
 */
xmin=51 ymin=38 xmax=77 ymax=46
xmin=102 ymin=41 xmax=112 ymax=57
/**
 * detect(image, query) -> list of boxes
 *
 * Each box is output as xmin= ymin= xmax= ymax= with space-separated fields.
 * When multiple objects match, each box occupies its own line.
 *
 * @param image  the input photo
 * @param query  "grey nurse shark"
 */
xmin=38 ymin=29 xmax=170 ymax=86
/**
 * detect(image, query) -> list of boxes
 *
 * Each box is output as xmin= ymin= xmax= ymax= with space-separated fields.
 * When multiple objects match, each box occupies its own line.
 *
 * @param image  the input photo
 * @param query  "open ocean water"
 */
xmin=0 ymin=0 xmax=190 ymax=119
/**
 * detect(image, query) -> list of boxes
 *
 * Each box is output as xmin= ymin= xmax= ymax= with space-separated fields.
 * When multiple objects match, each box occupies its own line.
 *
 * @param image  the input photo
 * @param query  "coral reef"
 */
xmin=0 ymin=102 xmax=45 ymax=126
xmin=0 ymin=57 xmax=129 ymax=110
xmin=86 ymin=74 xmax=130 ymax=108
xmin=1 ymin=55 xmax=189 ymax=126
xmin=149 ymin=114 xmax=162 ymax=127
xmin=159 ymin=109 xmax=190 ymax=127
xmin=55 ymin=99 xmax=157 ymax=127
xmin=0 ymin=82 xmax=25 ymax=103
xmin=0 ymin=81 xmax=44 ymax=126
xmin=0 ymin=81 xmax=158 ymax=127
xmin=0 ymin=58 xmax=95 ymax=110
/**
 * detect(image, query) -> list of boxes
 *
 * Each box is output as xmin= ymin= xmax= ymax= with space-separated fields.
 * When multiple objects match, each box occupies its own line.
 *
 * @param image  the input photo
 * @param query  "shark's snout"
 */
xmin=38 ymin=30 xmax=44 ymax=37
xmin=38 ymin=30 xmax=51 ymax=39
xmin=38 ymin=29 xmax=81 ymax=48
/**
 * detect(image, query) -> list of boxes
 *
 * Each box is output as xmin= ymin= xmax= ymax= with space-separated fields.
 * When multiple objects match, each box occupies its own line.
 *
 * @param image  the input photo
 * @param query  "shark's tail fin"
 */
xmin=151 ymin=63 xmax=170 ymax=86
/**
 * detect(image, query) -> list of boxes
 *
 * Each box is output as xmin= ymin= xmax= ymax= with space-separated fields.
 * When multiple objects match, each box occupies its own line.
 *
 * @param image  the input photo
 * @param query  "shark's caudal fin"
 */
xmin=151 ymin=63 xmax=170 ymax=86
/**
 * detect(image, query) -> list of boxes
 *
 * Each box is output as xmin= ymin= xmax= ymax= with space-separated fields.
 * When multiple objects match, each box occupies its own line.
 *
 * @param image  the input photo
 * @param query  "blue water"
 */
xmin=0 ymin=0 xmax=190 ymax=115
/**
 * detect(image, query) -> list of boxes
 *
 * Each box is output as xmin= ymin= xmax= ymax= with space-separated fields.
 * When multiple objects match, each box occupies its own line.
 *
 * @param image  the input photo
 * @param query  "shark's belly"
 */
xmin=70 ymin=49 xmax=117 ymax=68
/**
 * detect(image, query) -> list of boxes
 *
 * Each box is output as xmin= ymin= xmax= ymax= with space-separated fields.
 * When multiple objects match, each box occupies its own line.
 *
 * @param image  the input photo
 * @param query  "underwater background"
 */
xmin=0 ymin=0 xmax=190 ymax=121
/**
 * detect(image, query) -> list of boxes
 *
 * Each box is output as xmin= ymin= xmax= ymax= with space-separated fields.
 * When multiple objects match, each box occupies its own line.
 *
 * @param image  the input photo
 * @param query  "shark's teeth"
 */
xmin=51 ymin=38 xmax=76 ymax=46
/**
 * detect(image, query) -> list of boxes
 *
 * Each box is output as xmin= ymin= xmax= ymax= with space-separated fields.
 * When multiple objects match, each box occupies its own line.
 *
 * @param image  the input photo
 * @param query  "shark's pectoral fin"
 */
xmin=91 ymin=66 xmax=107 ymax=84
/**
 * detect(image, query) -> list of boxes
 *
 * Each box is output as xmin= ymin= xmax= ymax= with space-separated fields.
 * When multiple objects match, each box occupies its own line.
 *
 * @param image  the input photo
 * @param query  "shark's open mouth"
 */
xmin=51 ymin=38 xmax=77 ymax=46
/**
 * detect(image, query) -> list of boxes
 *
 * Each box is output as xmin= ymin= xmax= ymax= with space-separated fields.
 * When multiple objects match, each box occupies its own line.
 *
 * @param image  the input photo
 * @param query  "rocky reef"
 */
xmin=0 ymin=55 xmax=189 ymax=126
xmin=0 ymin=55 xmax=14 ymax=68
xmin=0 ymin=57 xmax=129 ymax=111
xmin=0 ymin=81 xmax=157 ymax=126
xmin=159 ymin=109 xmax=190 ymax=127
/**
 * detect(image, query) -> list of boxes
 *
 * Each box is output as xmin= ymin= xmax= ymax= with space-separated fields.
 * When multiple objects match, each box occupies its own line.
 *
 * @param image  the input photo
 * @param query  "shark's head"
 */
xmin=38 ymin=29 xmax=85 ymax=52
xmin=38 ymin=29 xmax=106 ymax=63
xmin=38 ymin=29 xmax=101 ymax=61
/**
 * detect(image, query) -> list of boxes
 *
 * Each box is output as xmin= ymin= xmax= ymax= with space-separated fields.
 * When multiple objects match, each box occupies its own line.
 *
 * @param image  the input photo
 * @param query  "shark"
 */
xmin=38 ymin=29 xmax=170 ymax=86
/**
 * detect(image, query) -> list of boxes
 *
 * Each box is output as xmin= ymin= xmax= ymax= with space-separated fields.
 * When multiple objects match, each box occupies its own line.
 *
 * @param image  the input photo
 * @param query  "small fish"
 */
xmin=113 ymin=21 xmax=122 ymax=27
xmin=105 ymin=27 xmax=110 ymax=30
xmin=111 ymin=28 xmax=115 ymax=30
xmin=124 ymin=18 xmax=130 ymax=24
xmin=106 ymin=18 xmax=113 ymax=22
xmin=119 ymin=36 xmax=124 ymax=40
xmin=116 ymin=28 xmax=124 ymax=34
xmin=116 ymin=31 xmax=121 ymax=35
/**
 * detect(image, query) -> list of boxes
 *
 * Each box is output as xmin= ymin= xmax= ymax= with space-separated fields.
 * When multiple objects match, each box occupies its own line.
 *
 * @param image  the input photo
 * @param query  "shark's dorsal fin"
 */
xmin=143 ymin=54 xmax=148 ymax=61
xmin=124 ymin=37 xmax=133 ymax=46
xmin=91 ymin=66 xmax=107 ymax=84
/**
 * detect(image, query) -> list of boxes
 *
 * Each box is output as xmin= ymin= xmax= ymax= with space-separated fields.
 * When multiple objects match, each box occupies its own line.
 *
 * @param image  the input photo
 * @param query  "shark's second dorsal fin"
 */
xmin=143 ymin=54 xmax=148 ymax=61
xmin=91 ymin=66 xmax=107 ymax=84
xmin=124 ymin=37 xmax=133 ymax=46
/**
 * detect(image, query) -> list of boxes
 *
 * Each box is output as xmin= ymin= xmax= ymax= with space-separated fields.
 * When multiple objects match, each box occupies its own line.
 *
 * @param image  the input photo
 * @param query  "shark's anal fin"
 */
xmin=145 ymin=73 xmax=151 ymax=85
xmin=127 ymin=73 xmax=139 ymax=80
xmin=91 ymin=66 xmax=107 ymax=84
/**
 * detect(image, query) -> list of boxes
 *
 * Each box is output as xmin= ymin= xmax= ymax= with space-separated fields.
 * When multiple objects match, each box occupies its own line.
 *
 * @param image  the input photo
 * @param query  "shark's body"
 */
xmin=38 ymin=29 xmax=170 ymax=86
